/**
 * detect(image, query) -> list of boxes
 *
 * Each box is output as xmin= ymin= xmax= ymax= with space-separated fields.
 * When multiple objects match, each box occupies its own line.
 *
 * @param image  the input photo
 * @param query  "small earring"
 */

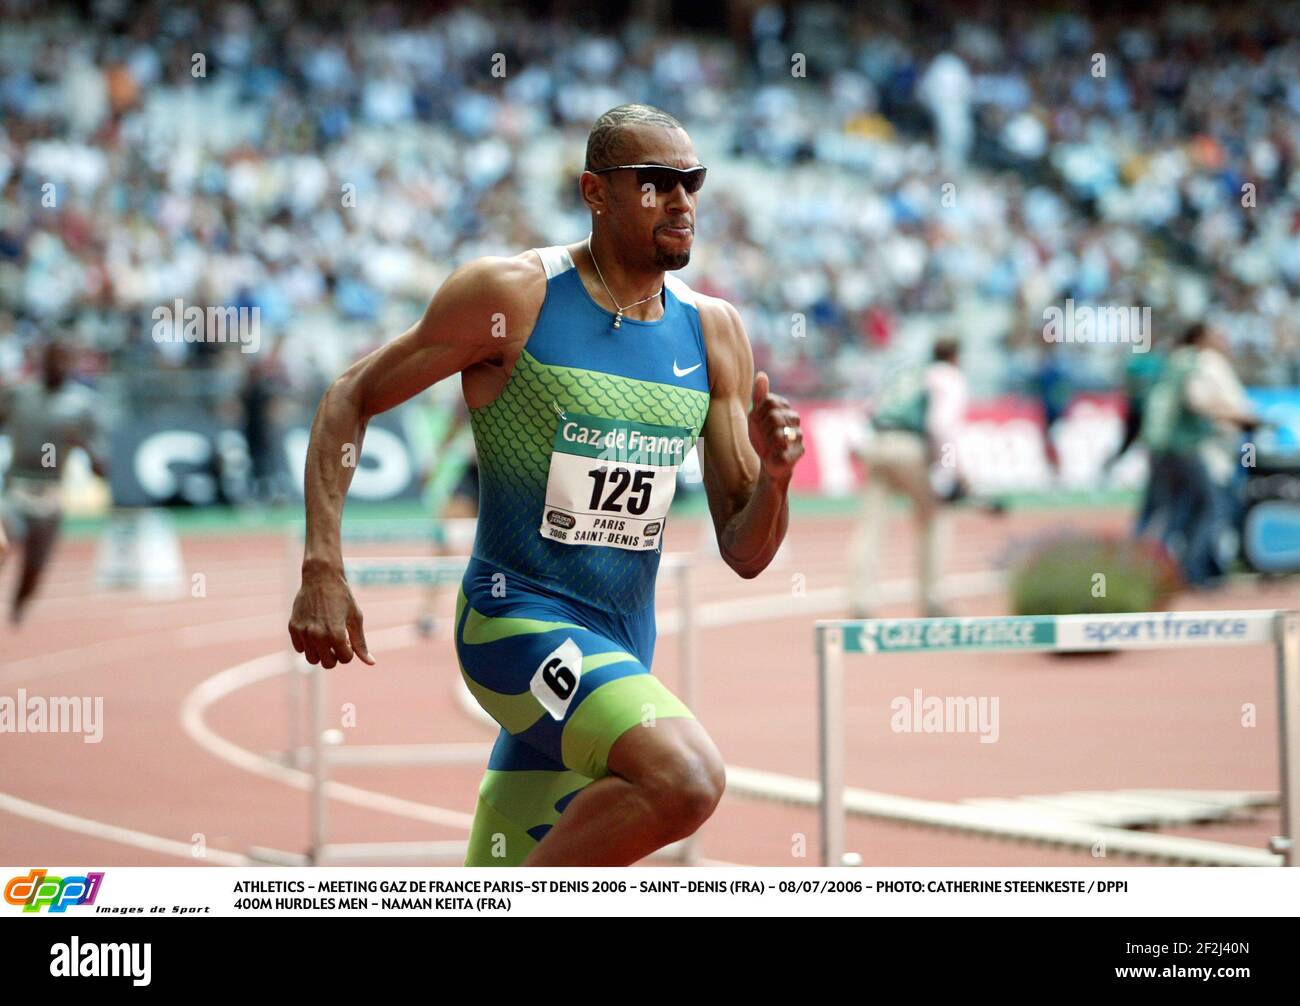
xmin=596 ymin=210 xmax=602 ymax=215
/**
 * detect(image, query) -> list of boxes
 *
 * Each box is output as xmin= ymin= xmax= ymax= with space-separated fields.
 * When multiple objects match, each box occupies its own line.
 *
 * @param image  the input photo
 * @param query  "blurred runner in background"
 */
xmin=1035 ymin=342 xmax=1073 ymax=478
xmin=0 ymin=340 xmax=109 ymax=626
xmin=849 ymin=337 xmax=968 ymax=618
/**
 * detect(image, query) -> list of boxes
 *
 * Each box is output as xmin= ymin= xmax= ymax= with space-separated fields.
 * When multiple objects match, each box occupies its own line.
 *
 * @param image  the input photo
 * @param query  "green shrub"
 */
xmin=1009 ymin=532 xmax=1183 ymax=616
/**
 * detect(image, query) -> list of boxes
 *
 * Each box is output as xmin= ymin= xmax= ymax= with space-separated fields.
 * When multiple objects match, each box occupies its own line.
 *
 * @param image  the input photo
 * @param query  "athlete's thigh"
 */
xmin=605 ymin=715 xmax=723 ymax=788
xmin=454 ymin=585 xmax=694 ymax=779
xmin=865 ymin=435 xmax=914 ymax=493
xmin=0 ymin=498 xmax=28 ymax=549
xmin=20 ymin=513 xmax=60 ymax=570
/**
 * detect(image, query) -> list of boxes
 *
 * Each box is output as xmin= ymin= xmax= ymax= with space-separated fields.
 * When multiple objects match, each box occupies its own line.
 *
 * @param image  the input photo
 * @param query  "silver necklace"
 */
xmin=586 ymin=235 xmax=663 ymax=329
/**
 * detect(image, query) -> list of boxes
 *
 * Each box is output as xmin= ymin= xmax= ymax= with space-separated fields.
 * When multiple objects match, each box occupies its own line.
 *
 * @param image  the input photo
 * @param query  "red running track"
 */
xmin=0 ymin=504 xmax=1295 ymax=867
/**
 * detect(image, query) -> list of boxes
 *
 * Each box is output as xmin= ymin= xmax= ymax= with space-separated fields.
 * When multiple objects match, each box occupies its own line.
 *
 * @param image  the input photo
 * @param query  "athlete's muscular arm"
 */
xmin=290 ymin=254 xmax=542 ymax=668
xmin=68 ymin=405 xmax=110 ymax=479
xmin=697 ymin=298 xmax=805 ymax=579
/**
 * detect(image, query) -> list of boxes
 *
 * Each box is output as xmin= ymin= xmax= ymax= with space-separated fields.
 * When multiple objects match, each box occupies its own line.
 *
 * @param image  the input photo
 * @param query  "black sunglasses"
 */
xmin=590 ymin=163 xmax=707 ymax=194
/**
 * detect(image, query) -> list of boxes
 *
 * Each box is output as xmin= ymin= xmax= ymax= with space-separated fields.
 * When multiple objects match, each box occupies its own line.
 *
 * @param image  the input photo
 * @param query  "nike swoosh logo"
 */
xmin=673 ymin=361 xmax=702 ymax=377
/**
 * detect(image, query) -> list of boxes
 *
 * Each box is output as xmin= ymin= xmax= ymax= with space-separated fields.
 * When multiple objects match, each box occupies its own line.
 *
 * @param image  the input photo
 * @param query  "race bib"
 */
xmin=540 ymin=412 xmax=692 ymax=551
xmin=531 ymin=637 xmax=583 ymax=720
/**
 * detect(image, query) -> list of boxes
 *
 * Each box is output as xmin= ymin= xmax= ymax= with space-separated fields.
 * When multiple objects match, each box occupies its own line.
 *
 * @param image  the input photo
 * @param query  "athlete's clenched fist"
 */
xmin=748 ymin=370 xmax=805 ymax=481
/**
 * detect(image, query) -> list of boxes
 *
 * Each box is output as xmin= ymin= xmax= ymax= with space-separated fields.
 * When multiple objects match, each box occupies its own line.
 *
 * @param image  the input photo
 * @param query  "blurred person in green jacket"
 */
xmin=849 ymin=338 xmax=968 ymax=618
xmin=1138 ymin=323 xmax=1256 ymax=585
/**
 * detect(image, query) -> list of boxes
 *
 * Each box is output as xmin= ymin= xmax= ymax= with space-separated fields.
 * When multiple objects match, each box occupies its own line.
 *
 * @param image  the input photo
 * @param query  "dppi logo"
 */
xmin=4 ymin=869 xmax=104 ymax=913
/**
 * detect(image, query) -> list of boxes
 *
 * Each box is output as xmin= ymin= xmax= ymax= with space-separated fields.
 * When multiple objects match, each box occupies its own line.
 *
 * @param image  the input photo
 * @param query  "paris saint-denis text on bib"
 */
xmin=540 ymin=411 xmax=692 ymax=551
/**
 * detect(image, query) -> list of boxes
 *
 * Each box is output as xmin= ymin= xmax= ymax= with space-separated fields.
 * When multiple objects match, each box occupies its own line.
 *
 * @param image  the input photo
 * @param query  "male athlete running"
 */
xmin=289 ymin=104 xmax=805 ymax=866
xmin=0 ymin=339 xmax=109 ymax=626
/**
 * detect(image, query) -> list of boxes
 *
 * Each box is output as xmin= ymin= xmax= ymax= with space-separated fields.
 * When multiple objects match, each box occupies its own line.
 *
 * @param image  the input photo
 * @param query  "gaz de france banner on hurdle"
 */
xmin=842 ymin=611 xmax=1278 ymax=655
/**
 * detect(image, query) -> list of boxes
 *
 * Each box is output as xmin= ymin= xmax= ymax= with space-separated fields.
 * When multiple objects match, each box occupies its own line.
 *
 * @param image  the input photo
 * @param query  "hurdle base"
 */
xmin=248 ymin=846 xmax=312 ymax=867
xmin=319 ymin=743 xmax=493 ymax=768
xmin=312 ymin=841 xmax=470 ymax=864
xmin=297 ymin=837 xmax=695 ymax=867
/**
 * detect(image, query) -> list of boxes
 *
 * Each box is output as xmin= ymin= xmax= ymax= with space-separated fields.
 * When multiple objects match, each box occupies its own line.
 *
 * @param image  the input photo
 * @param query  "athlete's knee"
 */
xmin=653 ymin=758 xmax=724 ymax=839
xmin=616 ymin=724 xmax=726 ymax=839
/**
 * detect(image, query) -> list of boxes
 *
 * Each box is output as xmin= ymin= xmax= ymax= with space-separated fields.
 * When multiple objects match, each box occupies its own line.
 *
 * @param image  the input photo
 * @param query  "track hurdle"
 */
xmin=281 ymin=518 xmax=479 ymax=767
xmin=813 ymin=609 xmax=1300 ymax=867
xmin=300 ymin=551 xmax=699 ymax=865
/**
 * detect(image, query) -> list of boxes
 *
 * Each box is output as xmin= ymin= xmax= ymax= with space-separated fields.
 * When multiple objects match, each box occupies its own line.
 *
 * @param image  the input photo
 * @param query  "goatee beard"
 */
xmin=654 ymin=248 xmax=691 ymax=270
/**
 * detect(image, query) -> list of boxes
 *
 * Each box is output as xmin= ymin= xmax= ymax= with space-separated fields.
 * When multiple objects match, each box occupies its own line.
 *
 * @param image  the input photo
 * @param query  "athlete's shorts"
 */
xmin=453 ymin=555 xmax=695 ymax=866
xmin=1 ymin=478 xmax=63 ymax=566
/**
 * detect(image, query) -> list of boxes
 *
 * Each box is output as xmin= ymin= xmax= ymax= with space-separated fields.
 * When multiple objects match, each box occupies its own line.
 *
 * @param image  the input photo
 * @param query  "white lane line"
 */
xmin=174 ymin=596 xmax=430 ymax=649
xmin=673 ymin=570 xmax=1006 ymax=631
xmin=0 ymin=636 xmax=162 ymax=688
xmin=0 ymin=597 xmax=425 ymax=687
xmin=178 ymin=636 xmax=477 ymax=831
xmin=184 ymin=640 xmax=749 ymax=868
xmin=8 ymin=563 xmax=1008 ymax=865
xmin=0 ymin=791 xmax=251 ymax=866
xmin=7 ymin=549 xmax=997 ymax=687
xmin=314 ymin=573 xmax=1019 ymax=834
